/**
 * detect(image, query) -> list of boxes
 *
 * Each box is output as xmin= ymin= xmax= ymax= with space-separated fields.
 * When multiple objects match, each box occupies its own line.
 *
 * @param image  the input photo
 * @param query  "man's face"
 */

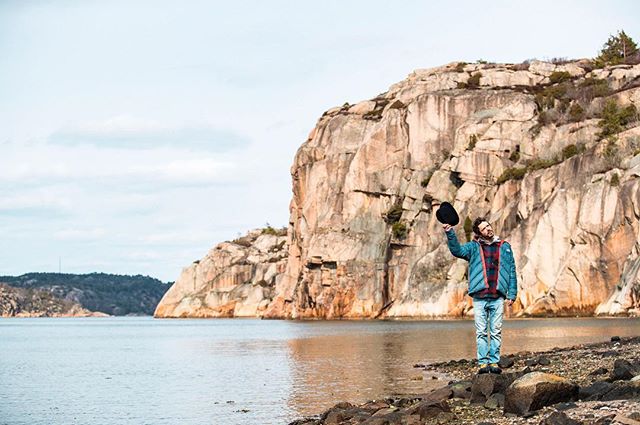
xmin=478 ymin=221 xmax=494 ymax=239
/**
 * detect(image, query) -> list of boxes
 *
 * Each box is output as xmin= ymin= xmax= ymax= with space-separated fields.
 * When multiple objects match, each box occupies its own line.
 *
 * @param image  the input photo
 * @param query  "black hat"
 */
xmin=436 ymin=202 xmax=459 ymax=226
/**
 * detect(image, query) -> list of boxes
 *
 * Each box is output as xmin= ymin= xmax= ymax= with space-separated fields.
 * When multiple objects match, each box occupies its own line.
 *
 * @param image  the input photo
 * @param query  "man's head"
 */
xmin=472 ymin=217 xmax=495 ymax=240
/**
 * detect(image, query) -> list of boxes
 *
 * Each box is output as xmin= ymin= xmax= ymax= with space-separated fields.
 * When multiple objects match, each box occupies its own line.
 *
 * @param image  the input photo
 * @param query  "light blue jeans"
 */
xmin=473 ymin=298 xmax=504 ymax=365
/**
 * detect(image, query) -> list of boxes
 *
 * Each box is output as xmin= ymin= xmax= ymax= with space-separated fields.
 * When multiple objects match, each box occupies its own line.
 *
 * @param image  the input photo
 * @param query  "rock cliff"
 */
xmin=156 ymin=60 xmax=640 ymax=318
xmin=154 ymin=228 xmax=287 ymax=317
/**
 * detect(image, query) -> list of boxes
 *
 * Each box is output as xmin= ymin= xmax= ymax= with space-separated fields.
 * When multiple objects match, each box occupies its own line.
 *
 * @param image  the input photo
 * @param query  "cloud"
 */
xmin=0 ymin=143 xmax=240 ymax=186
xmin=137 ymin=231 xmax=217 ymax=245
xmin=49 ymin=115 xmax=250 ymax=152
xmin=0 ymin=188 xmax=75 ymax=218
xmin=53 ymin=227 xmax=107 ymax=241
xmin=131 ymin=158 xmax=236 ymax=183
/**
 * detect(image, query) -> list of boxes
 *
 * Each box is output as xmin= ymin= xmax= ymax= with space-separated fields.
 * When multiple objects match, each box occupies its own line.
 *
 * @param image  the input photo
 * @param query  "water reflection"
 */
xmin=1 ymin=317 xmax=638 ymax=424
xmin=285 ymin=318 xmax=640 ymax=418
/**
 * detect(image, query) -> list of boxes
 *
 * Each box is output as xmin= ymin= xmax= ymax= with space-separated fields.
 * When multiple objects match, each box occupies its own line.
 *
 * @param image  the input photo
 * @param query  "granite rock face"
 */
xmin=154 ymin=229 xmax=287 ymax=318
xmin=159 ymin=60 xmax=640 ymax=318
xmin=264 ymin=60 xmax=640 ymax=319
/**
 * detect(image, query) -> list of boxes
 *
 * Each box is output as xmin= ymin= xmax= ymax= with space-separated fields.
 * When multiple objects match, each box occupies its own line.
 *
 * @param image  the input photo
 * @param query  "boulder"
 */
xmin=385 ymin=396 xmax=422 ymax=408
xmin=450 ymin=380 xmax=472 ymax=399
xmin=323 ymin=406 xmax=372 ymax=425
xmin=589 ymin=367 xmax=609 ymax=376
xmin=498 ymin=356 xmax=515 ymax=369
xmin=361 ymin=411 xmax=406 ymax=425
xmin=504 ymin=372 xmax=578 ymax=416
xmin=484 ymin=393 xmax=504 ymax=410
xmin=539 ymin=411 xmax=582 ymax=425
xmin=404 ymin=399 xmax=450 ymax=420
xmin=470 ymin=372 xmax=516 ymax=403
xmin=423 ymin=385 xmax=453 ymax=402
xmin=579 ymin=380 xmax=613 ymax=400
xmin=537 ymin=356 xmax=551 ymax=366
xmin=598 ymin=380 xmax=640 ymax=401
xmin=360 ymin=400 xmax=390 ymax=411
xmin=611 ymin=359 xmax=640 ymax=381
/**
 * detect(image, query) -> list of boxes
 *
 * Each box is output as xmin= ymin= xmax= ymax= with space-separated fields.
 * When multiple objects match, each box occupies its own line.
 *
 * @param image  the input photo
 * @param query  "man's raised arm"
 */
xmin=442 ymin=224 xmax=472 ymax=260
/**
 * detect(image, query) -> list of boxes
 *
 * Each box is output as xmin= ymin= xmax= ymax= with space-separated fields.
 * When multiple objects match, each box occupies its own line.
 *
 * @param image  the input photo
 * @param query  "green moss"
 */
xmin=392 ymin=222 xmax=408 ymax=239
xmin=262 ymin=225 xmax=278 ymax=236
xmin=509 ymin=150 xmax=521 ymax=162
xmin=464 ymin=216 xmax=473 ymax=242
xmin=262 ymin=224 xmax=287 ymax=236
xmin=598 ymin=99 xmax=639 ymax=138
xmin=537 ymin=110 xmax=549 ymax=125
xmin=363 ymin=108 xmax=383 ymax=121
xmin=562 ymin=143 xmax=587 ymax=161
xmin=562 ymin=144 xmax=578 ymax=160
xmin=467 ymin=72 xmax=482 ymax=88
xmin=498 ymin=154 xmax=566 ymax=183
xmin=568 ymin=103 xmax=585 ymax=122
xmin=610 ymin=173 xmax=620 ymax=186
xmin=579 ymin=78 xmax=610 ymax=98
xmin=420 ymin=172 xmax=433 ymax=188
xmin=603 ymin=139 xmax=619 ymax=160
xmin=468 ymin=134 xmax=478 ymax=150
xmin=549 ymin=71 xmax=572 ymax=84
xmin=527 ymin=157 xmax=561 ymax=171
xmin=455 ymin=62 xmax=467 ymax=72
xmin=496 ymin=167 xmax=527 ymax=184
xmin=536 ymin=84 xmax=568 ymax=111
xmin=562 ymin=144 xmax=586 ymax=160
xmin=385 ymin=203 xmax=403 ymax=224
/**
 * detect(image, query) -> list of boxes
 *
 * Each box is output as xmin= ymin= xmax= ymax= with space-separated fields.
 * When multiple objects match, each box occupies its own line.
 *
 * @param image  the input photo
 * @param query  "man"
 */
xmin=442 ymin=218 xmax=517 ymax=374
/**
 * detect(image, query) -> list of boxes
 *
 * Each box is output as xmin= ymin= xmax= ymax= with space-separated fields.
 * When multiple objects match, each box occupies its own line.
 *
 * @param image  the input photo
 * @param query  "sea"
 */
xmin=1 ymin=316 xmax=638 ymax=425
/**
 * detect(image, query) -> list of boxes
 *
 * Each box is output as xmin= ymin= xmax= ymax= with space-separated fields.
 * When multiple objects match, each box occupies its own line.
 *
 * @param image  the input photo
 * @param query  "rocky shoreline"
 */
xmin=0 ymin=282 xmax=108 ymax=317
xmin=290 ymin=336 xmax=640 ymax=425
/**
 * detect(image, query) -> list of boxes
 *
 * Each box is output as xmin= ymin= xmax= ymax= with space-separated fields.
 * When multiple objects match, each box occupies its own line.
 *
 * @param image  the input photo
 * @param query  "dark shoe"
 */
xmin=489 ymin=363 xmax=502 ymax=374
xmin=478 ymin=364 xmax=490 ymax=374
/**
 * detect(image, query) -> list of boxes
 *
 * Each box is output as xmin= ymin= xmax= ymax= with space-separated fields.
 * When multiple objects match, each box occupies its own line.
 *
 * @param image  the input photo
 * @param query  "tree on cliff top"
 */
xmin=595 ymin=30 xmax=638 ymax=67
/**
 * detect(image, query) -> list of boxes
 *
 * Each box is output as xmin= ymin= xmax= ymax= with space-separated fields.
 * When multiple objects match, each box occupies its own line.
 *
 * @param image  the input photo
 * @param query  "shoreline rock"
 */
xmin=291 ymin=336 xmax=640 ymax=424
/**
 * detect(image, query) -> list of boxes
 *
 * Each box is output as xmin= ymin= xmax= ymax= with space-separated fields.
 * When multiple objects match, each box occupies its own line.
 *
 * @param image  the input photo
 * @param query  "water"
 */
xmin=0 ymin=317 xmax=638 ymax=425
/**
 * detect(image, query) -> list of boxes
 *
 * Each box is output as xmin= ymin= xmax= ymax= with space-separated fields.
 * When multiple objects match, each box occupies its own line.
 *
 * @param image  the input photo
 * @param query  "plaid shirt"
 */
xmin=473 ymin=238 xmax=504 ymax=299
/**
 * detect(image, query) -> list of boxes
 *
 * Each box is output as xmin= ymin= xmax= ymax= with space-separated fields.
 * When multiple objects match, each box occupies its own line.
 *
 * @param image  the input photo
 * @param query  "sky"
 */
xmin=0 ymin=0 xmax=638 ymax=282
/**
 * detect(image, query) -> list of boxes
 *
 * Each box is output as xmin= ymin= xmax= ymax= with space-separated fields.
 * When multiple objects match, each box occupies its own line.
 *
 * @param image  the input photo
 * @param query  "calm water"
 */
xmin=1 ymin=317 xmax=639 ymax=425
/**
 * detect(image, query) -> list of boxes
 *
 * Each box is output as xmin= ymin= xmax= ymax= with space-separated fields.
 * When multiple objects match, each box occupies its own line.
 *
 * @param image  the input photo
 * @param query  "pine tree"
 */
xmin=595 ymin=30 xmax=638 ymax=67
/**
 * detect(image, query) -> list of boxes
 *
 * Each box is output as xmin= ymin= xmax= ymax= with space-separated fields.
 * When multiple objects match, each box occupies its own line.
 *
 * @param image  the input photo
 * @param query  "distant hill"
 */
xmin=0 ymin=273 xmax=171 ymax=316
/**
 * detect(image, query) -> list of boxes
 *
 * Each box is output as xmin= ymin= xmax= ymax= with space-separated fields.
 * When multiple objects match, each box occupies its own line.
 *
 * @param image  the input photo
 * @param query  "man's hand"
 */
xmin=506 ymin=299 xmax=514 ymax=307
xmin=442 ymin=224 xmax=453 ymax=232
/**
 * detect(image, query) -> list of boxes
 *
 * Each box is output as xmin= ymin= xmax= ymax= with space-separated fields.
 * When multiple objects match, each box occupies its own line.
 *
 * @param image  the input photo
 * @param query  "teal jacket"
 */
xmin=445 ymin=229 xmax=518 ymax=300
